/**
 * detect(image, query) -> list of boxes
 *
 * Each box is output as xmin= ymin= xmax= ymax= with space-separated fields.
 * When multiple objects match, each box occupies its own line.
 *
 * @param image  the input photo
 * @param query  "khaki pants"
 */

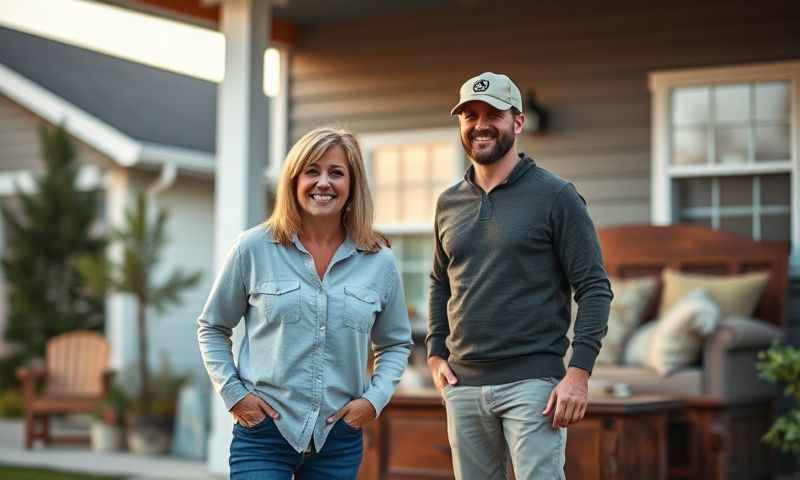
xmin=442 ymin=378 xmax=567 ymax=480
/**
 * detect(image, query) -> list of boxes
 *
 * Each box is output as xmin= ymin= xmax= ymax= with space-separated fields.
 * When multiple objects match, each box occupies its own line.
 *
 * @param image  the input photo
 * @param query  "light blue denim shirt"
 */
xmin=197 ymin=226 xmax=412 ymax=452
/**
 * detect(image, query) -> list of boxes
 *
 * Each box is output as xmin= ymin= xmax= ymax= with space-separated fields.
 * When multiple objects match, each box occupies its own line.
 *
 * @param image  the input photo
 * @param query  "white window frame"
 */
xmin=649 ymin=60 xmax=800 ymax=276
xmin=358 ymin=127 xmax=466 ymax=234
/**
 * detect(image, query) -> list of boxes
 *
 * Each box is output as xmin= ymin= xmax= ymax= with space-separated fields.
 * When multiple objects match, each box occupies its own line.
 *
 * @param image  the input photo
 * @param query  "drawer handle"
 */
xmin=434 ymin=444 xmax=452 ymax=457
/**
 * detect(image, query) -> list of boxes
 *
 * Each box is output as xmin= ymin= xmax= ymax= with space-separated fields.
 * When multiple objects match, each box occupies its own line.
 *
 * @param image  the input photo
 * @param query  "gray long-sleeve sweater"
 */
xmin=427 ymin=154 xmax=613 ymax=385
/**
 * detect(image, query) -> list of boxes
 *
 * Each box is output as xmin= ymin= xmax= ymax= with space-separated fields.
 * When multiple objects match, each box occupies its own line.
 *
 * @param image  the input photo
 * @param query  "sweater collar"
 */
xmin=464 ymin=153 xmax=536 ymax=189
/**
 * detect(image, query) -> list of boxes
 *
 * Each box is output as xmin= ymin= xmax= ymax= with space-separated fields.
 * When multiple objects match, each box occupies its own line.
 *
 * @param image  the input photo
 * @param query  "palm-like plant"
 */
xmin=79 ymin=192 xmax=201 ymax=413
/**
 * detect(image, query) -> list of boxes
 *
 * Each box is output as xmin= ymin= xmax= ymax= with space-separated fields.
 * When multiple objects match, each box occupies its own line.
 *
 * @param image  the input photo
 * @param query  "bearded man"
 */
xmin=426 ymin=72 xmax=613 ymax=480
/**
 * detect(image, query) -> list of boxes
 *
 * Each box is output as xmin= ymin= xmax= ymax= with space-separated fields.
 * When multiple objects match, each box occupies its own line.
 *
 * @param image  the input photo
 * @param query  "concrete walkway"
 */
xmin=0 ymin=419 xmax=220 ymax=479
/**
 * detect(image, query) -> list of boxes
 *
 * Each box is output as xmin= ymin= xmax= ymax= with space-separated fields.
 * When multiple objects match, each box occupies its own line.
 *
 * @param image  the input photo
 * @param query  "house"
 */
xmin=1 ymin=0 xmax=799 ymax=476
xmin=0 ymin=25 xmax=221 ymax=376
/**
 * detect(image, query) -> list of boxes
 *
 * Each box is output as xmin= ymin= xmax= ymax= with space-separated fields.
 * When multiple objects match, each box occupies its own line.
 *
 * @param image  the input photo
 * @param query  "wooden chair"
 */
xmin=16 ymin=330 xmax=113 ymax=449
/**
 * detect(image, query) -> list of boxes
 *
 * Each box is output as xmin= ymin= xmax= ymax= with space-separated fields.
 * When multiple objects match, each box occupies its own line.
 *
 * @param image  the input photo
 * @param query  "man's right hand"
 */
xmin=230 ymin=393 xmax=279 ymax=427
xmin=427 ymin=356 xmax=458 ymax=393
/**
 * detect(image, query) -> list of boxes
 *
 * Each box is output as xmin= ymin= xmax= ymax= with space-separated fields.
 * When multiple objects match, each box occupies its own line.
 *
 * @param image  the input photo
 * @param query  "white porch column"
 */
xmin=208 ymin=0 xmax=271 ymax=474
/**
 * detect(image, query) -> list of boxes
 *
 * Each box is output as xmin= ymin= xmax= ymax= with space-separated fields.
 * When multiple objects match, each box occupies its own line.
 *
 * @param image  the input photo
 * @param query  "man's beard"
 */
xmin=461 ymin=126 xmax=515 ymax=165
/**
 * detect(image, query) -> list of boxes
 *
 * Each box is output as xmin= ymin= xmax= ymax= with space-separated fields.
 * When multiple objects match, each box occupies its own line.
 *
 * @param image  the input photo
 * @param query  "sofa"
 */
xmin=584 ymin=224 xmax=789 ymax=480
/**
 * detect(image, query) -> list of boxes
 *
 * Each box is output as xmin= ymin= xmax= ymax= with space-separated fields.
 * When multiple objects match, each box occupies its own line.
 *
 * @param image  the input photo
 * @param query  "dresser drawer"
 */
xmin=385 ymin=413 xmax=453 ymax=478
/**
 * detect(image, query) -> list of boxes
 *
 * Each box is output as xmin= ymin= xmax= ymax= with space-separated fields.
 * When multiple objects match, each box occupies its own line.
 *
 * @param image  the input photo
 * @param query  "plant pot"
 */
xmin=126 ymin=414 xmax=173 ymax=455
xmin=90 ymin=421 xmax=122 ymax=452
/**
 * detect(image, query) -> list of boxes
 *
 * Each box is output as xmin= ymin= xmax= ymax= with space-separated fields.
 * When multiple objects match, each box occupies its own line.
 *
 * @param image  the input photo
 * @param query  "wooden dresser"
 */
xmin=358 ymin=393 xmax=684 ymax=480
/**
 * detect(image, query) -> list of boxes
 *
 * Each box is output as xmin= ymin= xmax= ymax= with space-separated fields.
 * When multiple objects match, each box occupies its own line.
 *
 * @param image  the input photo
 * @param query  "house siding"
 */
xmin=288 ymin=0 xmax=800 ymax=227
xmin=0 ymin=95 xmax=115 ymax=173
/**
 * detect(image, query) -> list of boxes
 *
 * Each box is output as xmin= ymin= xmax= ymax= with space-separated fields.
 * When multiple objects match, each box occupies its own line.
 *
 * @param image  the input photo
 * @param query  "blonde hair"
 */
xmin=266 ymin=127 xmax=385 ymax=252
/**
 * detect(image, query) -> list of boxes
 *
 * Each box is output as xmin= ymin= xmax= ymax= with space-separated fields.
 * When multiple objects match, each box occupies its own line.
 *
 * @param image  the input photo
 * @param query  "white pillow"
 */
xmin=646 ymin=289 xmax=720 ymax=375
xmin=623 ymin=321 xmax=656 ymax=367
xmin=596 ymin=277 xmax=658 ymax=365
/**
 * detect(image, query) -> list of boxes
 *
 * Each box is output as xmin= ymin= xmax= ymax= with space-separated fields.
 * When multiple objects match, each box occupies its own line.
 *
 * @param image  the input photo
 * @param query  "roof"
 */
xmin=0 ymin=26 xmax=216 ymax=154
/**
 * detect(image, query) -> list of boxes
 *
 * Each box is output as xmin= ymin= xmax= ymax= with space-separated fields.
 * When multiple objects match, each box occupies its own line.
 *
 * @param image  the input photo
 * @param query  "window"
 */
xmin=650 ymin=61 xmax=800 ymax=274
xmin=360 ymin=129 xmax=464 ymax=324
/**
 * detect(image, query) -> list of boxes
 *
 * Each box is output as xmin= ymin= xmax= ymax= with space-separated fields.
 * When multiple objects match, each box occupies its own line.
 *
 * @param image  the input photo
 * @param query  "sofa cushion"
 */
xmin=659 ymin=269 xmax=769 ymax=318
xmin=595 ymin=276 xmax=659 ymax=365
xmin=647 ymin=289 xmax=721 ymax=375
xmin=590 ymin=365 xmax=704 ymax=397
xmin=623 ymin=321 xmax=656 ymax=367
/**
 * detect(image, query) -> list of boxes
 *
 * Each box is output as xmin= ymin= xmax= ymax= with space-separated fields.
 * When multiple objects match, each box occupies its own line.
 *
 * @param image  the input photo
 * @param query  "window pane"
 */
xmin=678 ymin=178 xmax=711 ymax=208
xmin=373 ymin=148 xmax=400 ymax=186
xmin=720 ymin=215 xmax=753 ymax=237
xmin=672 ymin=87 xmax=709 ymax=126
xmin=761 ymin=174 xmax=791 ymax=206
xmin=403 ymin=145 xmax=429 ymax=183
xmin=375 ymin=189 xmax=400 ymax=223
xmin=403 ymin=186 xmax=432 ymax=222
xmin=719 ymin=176 xmax=753 ymax=207
xmin=761 ymin=213 xmax=791 ymax=242
xmin=673 ymin=128 xmax=708 ymax=165
xmin=755 ymin=124 xmax=791 ymax=162
xmin=432 ymin=143 xmax=457 ymax=182
xmin=715 ymin=126 xmax=749 ymax=165
xmin=402 ymin=271 xmax=426 ymax=312
xmin=755 ymin=81 xmax=790 ymax=121
xmin=403 ymin=236 xmax=433 ymax=263
xmin=680 ymin=216 xmax=712 ymax=228
xmin=714 ymin=84 xmax=750 ymax=124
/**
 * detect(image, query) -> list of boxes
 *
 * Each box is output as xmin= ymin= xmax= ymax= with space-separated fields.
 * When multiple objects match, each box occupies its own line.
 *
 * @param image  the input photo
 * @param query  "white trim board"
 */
xmin=649 ymin=60 xmax=800 ymax=276
xmin=0 ymin=61 xmax=216 ymax=176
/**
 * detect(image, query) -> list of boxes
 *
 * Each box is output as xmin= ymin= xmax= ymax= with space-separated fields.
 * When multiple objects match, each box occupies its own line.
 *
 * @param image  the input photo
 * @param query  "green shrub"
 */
xmin=757 ymin=343 xmax=800 ymax=454
xmin=0 ymin=389 xmax=23 ymax=418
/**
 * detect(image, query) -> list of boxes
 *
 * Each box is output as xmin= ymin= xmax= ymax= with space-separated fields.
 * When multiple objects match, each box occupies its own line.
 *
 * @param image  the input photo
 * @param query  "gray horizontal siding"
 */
xmin=289 ymin=0 xmax=799 ymax=227
xmin=0 ymin=95 xmax=114 ymax=175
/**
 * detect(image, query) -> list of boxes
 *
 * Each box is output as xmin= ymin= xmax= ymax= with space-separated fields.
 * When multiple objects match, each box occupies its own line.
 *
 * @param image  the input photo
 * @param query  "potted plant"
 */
xmin=757 ymin=343 xmax=800 ymax=454
xmin=125 ymin=358 xmax=188 ymax=455
xmin=78 ymin=192 xmax=201 ymax=455
xmin=90 ymin=384 xmax=128 ymax=452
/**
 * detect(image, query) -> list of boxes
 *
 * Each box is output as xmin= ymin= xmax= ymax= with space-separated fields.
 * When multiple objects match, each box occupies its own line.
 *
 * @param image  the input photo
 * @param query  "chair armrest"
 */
xmin=15 ymin=364 xmax=45 ymax=382
xmin=708 ymin=316 xmax=783 ymax=351
xmin=101 ymin=369 xmax=115 ymax=395
xmin=702 ymin=317 xmax=784 ymax=401
xmin=16 ymin=364 xmax=46 ymax=402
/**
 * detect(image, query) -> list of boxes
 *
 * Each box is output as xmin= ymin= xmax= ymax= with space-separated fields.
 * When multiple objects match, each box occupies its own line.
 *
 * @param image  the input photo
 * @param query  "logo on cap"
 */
xmin=472 ymin=80 xmax=490 ymax=92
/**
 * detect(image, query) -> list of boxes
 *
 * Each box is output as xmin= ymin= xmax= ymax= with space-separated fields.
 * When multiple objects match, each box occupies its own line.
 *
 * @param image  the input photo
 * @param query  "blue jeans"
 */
xmin=229 ymin=417 xmax=363 ymax=480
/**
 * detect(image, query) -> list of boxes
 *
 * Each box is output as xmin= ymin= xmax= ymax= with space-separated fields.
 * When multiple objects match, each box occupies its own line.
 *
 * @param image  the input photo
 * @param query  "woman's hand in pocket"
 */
xmin=326 ymin=398 xmax=376 ymax=429
xmin=230 ymin=393 xmax=279 ymax=427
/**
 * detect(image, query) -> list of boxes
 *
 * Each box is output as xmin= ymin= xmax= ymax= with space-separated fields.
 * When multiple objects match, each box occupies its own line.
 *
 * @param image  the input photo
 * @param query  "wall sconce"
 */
xmin=524 ymin=89 xmax=548 ymax=134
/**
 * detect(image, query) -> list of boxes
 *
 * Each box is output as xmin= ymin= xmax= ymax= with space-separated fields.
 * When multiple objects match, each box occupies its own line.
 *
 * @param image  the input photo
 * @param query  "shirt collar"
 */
xmin=464 ymin=153 xmax=536 ymax=188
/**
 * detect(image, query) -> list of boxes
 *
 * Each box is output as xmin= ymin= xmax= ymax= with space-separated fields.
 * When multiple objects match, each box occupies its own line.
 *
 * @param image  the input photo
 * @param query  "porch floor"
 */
xmin=0 ymin=419 xmax=218 ymax=479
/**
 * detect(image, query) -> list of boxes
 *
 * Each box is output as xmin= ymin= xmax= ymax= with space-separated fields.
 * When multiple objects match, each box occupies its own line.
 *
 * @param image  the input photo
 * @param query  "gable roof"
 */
xmin=0 ymin=26 xmax=215 ymax=173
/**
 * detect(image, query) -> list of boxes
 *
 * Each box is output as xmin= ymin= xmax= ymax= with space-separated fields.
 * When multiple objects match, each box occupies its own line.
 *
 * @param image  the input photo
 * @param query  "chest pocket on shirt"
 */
xmin=252 ymin=280 xmax=300 ymax=324
xmin=343 ymin=286 xmax=381 ymax=334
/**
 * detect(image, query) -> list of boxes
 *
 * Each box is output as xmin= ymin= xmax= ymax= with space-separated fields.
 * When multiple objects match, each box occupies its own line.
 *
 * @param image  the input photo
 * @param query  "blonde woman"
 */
xmin=198 ymin=127 xmax=412 ymax=479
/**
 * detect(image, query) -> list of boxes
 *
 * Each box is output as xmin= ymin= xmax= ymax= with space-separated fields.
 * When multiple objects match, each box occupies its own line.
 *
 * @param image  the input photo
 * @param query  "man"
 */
xmin=427 ymin=72 xmax=613 ymax=480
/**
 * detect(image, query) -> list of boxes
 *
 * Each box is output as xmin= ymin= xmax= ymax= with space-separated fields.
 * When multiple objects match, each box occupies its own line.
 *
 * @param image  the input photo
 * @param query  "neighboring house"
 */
xmin=0 ymin=25 xmax=219 ymax=378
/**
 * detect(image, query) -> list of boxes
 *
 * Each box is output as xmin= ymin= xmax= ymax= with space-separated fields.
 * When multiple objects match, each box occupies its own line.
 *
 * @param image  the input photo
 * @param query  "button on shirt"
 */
xmin=197 ymin=226 xmax=413 ymax=452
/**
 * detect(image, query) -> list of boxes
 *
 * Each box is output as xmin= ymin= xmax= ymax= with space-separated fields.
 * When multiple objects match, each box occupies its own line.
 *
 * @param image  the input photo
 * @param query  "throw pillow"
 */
xmin=623 ymin=321 xmax=656 ymax=367
xmin=659 ymin=269 xmax=769 ymax=319
xmin=595 ymin=276 xmax=659 ymax=365
xmin=646 ymin=289 xmax=721 ymax=375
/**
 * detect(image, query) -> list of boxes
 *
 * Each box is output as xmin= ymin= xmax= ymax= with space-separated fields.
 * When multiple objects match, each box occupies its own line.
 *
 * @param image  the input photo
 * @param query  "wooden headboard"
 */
xmin=598 ymin=224 xmax=790 ymax=326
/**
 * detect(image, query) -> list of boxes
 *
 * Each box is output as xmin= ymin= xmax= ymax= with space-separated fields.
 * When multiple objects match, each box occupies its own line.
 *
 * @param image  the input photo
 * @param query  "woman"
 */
xmin=197 ymin=127 xmax=412 ymax=479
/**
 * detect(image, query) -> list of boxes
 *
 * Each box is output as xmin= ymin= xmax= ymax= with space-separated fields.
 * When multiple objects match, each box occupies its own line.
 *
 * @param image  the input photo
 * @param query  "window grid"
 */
xmin=679 ymin=175 xmax=791 ymax=241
